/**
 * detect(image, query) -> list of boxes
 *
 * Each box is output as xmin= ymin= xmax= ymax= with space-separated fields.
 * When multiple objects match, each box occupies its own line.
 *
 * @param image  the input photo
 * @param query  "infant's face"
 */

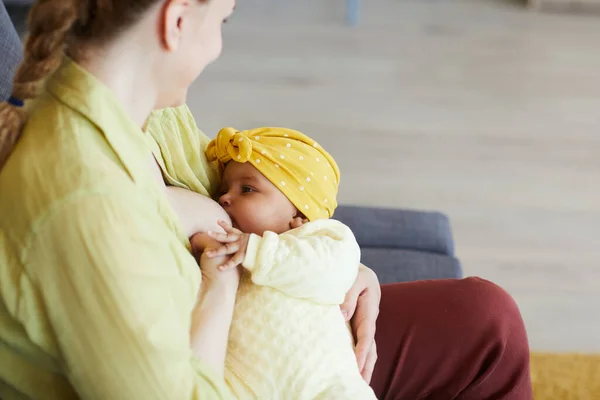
xmin=219 ymin=162 xmax=298 ymax=235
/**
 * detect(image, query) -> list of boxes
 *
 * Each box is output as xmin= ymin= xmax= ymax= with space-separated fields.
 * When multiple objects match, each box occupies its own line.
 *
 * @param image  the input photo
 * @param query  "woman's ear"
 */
xmin=161 ymin=0 xmax=189 ymax=52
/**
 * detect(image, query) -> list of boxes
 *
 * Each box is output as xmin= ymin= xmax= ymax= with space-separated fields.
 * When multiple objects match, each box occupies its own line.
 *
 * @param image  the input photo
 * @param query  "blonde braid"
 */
xmin=0 ymin=0 xmax=78 ymax=170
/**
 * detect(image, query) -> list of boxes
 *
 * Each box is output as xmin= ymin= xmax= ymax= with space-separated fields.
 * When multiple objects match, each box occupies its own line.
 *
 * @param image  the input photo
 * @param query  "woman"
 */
xmin=0 ymin=1 xmax=532 ymax=399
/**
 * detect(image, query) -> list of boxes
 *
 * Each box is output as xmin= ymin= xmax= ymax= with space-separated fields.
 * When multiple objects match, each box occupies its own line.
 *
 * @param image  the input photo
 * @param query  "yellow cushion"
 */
xmin=531 ymin=352 xmax=600 ymax=399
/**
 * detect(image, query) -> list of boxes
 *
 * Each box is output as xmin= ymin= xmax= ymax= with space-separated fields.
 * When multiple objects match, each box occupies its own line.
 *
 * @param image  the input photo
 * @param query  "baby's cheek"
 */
xmin=236 ymin=215 xmax=262 ymax=236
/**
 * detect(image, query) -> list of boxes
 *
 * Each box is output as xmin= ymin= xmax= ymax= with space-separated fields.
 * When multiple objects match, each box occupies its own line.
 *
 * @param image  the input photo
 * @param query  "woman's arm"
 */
xmin=190 ymin=280 xmax=237 ymax=379
xmin=340 ymin=263 xmax=381 ymax=383
xmin=189 ymin=233 xmax=240 ymax=378
xmin=28 ymin=189 xmax=235 ymax=399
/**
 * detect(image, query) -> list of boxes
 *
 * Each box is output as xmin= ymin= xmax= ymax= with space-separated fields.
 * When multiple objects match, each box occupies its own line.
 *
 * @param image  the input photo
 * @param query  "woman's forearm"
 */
xmin=190 ymin=281 xmax=237 ymax=378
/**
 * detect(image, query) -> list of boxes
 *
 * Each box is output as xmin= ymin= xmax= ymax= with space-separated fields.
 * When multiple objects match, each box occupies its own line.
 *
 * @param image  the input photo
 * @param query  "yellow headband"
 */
xmin=206 ymin=127 xmax=340 ymax=221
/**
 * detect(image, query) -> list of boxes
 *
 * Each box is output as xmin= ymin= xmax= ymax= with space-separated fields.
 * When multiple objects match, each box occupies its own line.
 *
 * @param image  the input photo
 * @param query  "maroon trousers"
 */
xmin=370 ymin=277 xmax=532 ymax=400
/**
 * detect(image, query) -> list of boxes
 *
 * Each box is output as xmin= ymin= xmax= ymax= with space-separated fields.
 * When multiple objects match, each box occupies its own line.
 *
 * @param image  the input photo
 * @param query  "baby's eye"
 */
xmin=241 ymin=185 xmax=255 ymax=193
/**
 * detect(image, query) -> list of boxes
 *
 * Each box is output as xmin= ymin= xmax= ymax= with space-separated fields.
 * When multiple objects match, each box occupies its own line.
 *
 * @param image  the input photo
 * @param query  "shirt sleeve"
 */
xmin=145 ymin=105 xmax=221 ymax=197
xmin=25 ymin=189 xmax=233 ymax=400
xmin=242 ymin=219 xmax=360 ymax=305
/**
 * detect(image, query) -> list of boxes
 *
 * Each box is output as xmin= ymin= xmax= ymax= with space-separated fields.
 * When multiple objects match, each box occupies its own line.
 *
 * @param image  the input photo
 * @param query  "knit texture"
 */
xmin=225 ymin=219 xmax=377 ymax=399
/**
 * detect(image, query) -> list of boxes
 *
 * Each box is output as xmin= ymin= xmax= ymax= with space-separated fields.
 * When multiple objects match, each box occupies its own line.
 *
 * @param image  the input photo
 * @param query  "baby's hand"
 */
xmin=205 ymin=220 xmax=250 ymax=271
xmin=290 ymin=217 xmax=309 ymax=230
xmin=190 ymin=232 xmax=240 ymax=288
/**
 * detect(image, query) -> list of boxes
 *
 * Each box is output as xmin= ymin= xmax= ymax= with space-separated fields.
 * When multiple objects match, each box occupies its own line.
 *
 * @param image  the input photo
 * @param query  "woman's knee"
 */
xmin=460 ymin=277 xmax=526 ymax=331
xmin=453 ymin=278 xmax=532 ymax=399
xmin=459 ymin=277 xmax=531 ymax=363
xmin=373 ymin=278 xmax=532 ymax=399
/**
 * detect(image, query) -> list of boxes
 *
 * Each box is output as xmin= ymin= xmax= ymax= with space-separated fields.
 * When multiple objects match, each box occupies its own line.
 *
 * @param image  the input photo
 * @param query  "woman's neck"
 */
xmin=76 ymin=41 xmax=159 ymax=128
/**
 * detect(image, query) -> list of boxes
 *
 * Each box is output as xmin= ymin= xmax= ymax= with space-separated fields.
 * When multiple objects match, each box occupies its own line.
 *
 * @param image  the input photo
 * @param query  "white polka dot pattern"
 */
xmin=205 ymin=126 xmax=341 ymax=222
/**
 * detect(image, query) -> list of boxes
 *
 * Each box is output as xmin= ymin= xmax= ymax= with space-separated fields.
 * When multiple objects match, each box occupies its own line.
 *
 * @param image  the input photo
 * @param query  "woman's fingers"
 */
xmin=353 ymin=308 xmax=376 ymax=371
xmin=360 ymin=341 xmax=377 ymax=383
xmin=340 ymin=282 xmax=361 ymax=321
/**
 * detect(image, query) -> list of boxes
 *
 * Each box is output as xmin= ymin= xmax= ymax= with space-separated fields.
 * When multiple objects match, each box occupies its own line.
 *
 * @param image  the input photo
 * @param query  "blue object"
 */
xmin=8 ymin=96 xmax=24 ymax=107
xmin=0 ymin=1 xmax=23 ymax=102
xmin=346 ymin=0 xmax=359 ymax=26
xmin=334 ymin=205 xmax=463 ymax=284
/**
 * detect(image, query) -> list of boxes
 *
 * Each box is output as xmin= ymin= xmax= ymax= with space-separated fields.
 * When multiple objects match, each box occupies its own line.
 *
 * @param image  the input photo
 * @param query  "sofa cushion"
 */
xmin=0 ymin=1 xmax=23 ymax=101
xmin=361 ymin=248 xmax=463 ymax=284
xmin=334 ymin=205 xmax=455 ymax=257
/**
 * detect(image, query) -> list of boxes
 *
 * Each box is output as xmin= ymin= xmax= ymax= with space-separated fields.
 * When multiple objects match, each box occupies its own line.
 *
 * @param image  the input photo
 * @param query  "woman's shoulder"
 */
xmin=145 ymin=104 xmax=220 ymax=197
xmin=0 ymin=96 xmax=150 ymax=242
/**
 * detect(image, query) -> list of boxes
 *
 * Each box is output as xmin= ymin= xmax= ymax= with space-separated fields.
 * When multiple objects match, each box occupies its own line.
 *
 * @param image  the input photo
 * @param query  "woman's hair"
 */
xmin=0 ymin=0 xmax=168 ymax=169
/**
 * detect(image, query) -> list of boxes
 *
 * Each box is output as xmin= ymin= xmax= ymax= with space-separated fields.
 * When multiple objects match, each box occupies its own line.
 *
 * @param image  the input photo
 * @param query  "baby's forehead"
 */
xmin=222 ymin=162 xmax=265 ymax=183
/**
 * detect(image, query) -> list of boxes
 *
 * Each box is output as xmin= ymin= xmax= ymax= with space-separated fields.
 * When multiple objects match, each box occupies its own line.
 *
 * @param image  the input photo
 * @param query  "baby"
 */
xmin=200 ymin=127 xmax=377 ymax=399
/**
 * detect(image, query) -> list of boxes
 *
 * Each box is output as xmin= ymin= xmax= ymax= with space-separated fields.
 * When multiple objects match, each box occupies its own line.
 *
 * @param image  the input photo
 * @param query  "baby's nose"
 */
xmin=219 ymin=194 xmax=231 ymax=207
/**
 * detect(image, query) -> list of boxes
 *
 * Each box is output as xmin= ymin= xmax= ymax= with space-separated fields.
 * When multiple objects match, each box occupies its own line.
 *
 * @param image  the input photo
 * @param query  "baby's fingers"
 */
xmin=205 ymin=241 xmax=242 ymax=257
xmin=207 ymin=230 xmax=240 ymax=243
xmin=218 ymin=261 xmax=237 ymax=271
xmin=218 ymin=255 xmax=243 ymax=271
xmin=217 ymin=220 xmax=243 ymax=235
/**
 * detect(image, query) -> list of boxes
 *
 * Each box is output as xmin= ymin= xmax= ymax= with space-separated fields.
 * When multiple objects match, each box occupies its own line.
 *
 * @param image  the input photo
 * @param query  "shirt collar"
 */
xmin=46 ymin=57 xmax=151 ymax=185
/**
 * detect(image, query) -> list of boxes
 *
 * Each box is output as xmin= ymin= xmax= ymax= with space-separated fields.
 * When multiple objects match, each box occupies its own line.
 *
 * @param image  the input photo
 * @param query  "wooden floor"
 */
xmin=187 ymin=0 xmax=600 ymax=352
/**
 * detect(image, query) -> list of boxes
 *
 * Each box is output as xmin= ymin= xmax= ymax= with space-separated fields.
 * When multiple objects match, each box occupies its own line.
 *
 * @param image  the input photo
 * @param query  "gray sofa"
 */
xmin=0 ymin=2 xmax=463 ymax=284
xmin=0 ymin=1 xmax=22 ymax=101
xmin=334 ymin=206 xmax=461 ymax=284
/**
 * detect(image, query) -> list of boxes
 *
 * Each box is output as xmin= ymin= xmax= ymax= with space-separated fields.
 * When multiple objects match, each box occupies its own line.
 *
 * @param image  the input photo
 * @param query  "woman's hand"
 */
xmin=340 ymin=264 xmax=381 ymax=383
xmin=205 ymin=220 xmax=250 ymax=271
